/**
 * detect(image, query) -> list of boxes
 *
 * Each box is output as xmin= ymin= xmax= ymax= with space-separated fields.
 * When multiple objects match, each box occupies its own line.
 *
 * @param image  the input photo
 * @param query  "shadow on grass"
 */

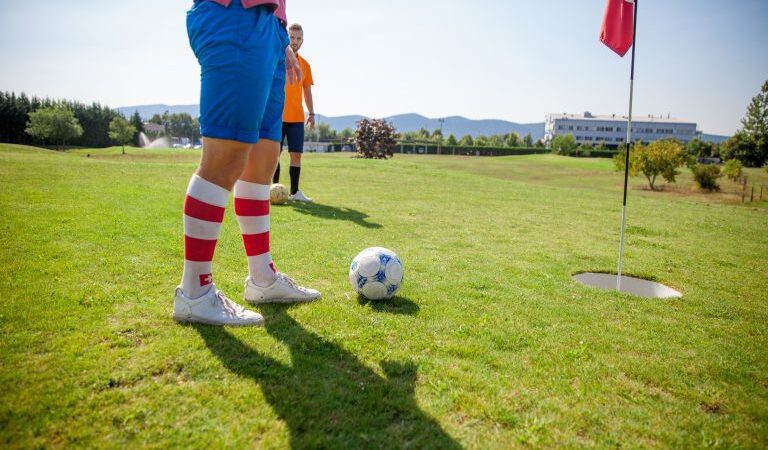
xmin=290 ymin=201 xmax=382 ymax=229
xmin=356 ymin=295 xmax=420 ymax=315
xmin=194 ymin=306 xmax=459 ymax=449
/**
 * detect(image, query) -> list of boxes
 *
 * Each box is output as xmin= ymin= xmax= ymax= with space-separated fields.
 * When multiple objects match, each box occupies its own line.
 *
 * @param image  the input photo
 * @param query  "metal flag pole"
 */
xmin=617 ymin=0 xmax=638 ymax=292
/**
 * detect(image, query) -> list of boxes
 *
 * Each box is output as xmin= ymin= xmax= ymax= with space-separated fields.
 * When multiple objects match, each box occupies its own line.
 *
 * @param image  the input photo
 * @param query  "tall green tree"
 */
xmin=109 ymin=116 xmax=137 ymax=154
xmin=25 ymin=105 xmax=83 ymax=149
xmin=129 ymin=110 xmax=144 ymax=146
xmin=736 ymin=80 xmax=768 ymax=166
xmin=446 ymin=134 xmax=458 ymax=146
xmin=459 ymin=135 xmax=473 ymax=146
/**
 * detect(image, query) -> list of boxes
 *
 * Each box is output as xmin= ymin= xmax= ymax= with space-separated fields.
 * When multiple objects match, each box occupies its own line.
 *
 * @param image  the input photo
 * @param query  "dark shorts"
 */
xmin=281 ymin=122 xmax=304 ymax=152
xmin=186 ymin=1 xmax=289 ymax=144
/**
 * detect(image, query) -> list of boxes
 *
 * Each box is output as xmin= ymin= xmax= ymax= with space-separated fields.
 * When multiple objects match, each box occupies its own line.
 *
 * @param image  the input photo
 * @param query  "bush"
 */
xmin=722 ymin=159 xmax=743 ymax=180
xmin=691 ymin=164 xmax=722 ymax=191
xmin=614 ymin=140 xmax=687 ymax=190
xmin=353 ymin=119 xmax=397 ymax=159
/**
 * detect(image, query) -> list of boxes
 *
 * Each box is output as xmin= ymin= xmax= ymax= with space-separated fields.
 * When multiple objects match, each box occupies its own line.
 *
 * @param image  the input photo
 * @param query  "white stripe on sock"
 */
xmin=234 ymin=179 xmax=270 ymax=200
xmin=235 ymin=215 xmax=270 ymax=235
xmin=183 ymin=215 xmax=224 ymax=240
xmin=188 ymin=174 xmax=230 ymax=207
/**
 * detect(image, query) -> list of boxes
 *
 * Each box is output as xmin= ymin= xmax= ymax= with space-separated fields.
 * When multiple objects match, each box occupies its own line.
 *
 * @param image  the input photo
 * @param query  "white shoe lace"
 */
xmin=276 ymin=273 xmax=308 ymax=293
xmin=214 ymin=290 xmax=246 ymax=316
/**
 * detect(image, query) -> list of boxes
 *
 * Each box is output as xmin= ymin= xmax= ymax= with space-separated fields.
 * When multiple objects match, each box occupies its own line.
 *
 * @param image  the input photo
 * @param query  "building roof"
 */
xmin=547 ymin=112 xmax=696 ymax=126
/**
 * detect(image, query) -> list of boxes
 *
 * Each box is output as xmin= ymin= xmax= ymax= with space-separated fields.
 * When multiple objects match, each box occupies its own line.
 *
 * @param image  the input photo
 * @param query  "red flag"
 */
xmin=600 ymin=0 xmax=635 ymax=57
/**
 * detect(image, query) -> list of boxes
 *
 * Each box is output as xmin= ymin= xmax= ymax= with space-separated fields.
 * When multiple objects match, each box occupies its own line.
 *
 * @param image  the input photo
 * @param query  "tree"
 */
xmin=446 ymin=134 xmax=458 ymax=146
xmin=523 ymin=133 xmax=533 ymax=147
xmin=317 ymin=123 xmax=336 ymax=141
xmin=613 ymin=139 xmax=687 ymax=190
xmin=431 ymin=128 xmax=443 ymax=143
xmin=550 ymin=134 xmax=577 ymax=155
xmin=504 ymin=132 xmax=521 ymax=148
xmin=720 ymin=131 xmax=760 ymax=167
xmin=129 ymin=110 xmax=144 ymax=147
xmin=340 ymin=128 xmax=354 ymax=141
xmin=109 ymin=115 xmax=137 ymax=154
xmin=459 ymin=135 xmax=473 ymax=146
xmin=475 ymin=135 xmax=489 ymax=147
xmin=740 ymin=80 xmax=768 ymax=165
xmin=353 ymin=118 xmax=398 ymax=159
xmin=25 ymin=105 xmax=83 ymax=149
xmin=685 ymin=138 xmax=716 ymax=159
xmin=722 ymin=159 xmax=742 ymax=180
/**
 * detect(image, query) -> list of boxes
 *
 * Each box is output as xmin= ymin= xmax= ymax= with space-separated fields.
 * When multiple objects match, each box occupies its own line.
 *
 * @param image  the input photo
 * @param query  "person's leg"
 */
xmin=175 ymin=1 xmax=282 ymax=326
xmin=237 ymin=30 xmax=320 ymax=304
xmin=285 ymin=122 xmax=312 ymax=201
xmin=236 ymin=138 xmax=280 ymax=286
xmin=273 ymin=123 xmax=289 ymax=184
xmin=181 ymin=137 xmax=251 ymax=300
xmin=289 ymin=152 xmax=302 ymax=195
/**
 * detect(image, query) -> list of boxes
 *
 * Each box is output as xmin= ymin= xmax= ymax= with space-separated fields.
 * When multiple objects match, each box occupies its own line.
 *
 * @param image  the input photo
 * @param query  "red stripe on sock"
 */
xmin=242 ymin=232 xmax=270 ymax=256
xmin=234 ymin=197 xmax=269 ymax=216
xmin=184 ymin=235 xmax=218 ymax=261
xmin=184 ymin=195 xmax=225 ymax=223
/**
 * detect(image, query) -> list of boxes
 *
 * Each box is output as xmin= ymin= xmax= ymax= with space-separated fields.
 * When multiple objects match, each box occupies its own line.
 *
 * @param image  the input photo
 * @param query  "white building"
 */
xmin=544 ymin=112 xmax=699 ymax=147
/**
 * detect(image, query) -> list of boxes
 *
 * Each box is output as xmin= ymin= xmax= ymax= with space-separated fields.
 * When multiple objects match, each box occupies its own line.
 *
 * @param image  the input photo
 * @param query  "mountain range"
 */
xmin=117 ymin=104 xmax=729 ymax=143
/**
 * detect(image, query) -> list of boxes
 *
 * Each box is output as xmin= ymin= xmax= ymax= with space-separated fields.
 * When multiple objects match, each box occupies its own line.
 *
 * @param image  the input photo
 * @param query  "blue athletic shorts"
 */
xmin=281 ymin=122 xmax=305 ymax=152
xmin=186 ymin=1 xmax=289 ymax=144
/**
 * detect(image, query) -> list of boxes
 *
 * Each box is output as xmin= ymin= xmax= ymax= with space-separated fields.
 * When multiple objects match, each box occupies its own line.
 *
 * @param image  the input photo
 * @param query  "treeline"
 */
xmin=0 ymin=91 xmax=143 ymax=148
xmin=305 ymin=123 xmax=544 ymax=149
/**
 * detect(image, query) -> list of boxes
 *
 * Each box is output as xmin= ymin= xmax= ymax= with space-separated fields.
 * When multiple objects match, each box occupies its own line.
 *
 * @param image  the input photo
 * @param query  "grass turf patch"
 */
xmin=1 ymin=144 xmax=767 ymax=448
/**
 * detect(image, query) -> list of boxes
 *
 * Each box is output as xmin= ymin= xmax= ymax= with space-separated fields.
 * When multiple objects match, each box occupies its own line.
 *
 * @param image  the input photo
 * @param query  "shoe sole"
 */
xmin=172 ymin=315 xmax=265 ymax=327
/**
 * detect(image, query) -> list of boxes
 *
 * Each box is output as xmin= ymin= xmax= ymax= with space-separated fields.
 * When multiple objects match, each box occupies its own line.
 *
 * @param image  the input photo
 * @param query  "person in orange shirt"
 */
xmin=273 ymin=22 xmax=315 ymax=202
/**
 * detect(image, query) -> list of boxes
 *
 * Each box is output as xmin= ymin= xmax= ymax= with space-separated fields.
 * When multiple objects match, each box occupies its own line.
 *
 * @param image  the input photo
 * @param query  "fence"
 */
xmin=735 ymin=176 xmax=766 ymax=203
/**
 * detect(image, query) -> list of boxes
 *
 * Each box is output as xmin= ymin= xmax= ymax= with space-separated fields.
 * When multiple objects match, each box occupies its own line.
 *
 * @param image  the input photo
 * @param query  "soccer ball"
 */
xmin=349 ymin=247 xmax=403 ymax=300
xmin=270 ymin=183 xmax=289 ymax=205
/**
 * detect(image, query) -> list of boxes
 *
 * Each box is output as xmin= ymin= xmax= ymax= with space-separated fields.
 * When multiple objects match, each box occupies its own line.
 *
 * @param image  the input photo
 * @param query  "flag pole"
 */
xmin=617 ymin=0 xmax=638 ymax=291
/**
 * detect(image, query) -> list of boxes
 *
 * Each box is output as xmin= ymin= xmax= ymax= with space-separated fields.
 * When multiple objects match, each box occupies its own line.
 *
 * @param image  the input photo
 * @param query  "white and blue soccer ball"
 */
xmin=349 ymin=247 xmax=403 ymax=300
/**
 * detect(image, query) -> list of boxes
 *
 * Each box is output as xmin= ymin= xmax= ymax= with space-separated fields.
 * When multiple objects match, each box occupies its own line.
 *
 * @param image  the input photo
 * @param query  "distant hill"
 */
xmin=118 ymin=104 xmax=730 ymax=142
xmin=117 ymin=104 xmax=200 ymax=120
xmin=119 ymin=105 xmax=545 ymax=140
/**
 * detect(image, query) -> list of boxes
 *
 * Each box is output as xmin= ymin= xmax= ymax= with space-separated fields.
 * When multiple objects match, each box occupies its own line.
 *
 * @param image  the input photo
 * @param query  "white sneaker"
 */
xmin=244 ymin=273 xmax=321 ymax=305
xmin=173 ymin=284 xmax=264 ymax=327
xmin=290 ymin=190 xmax=313 ymax=202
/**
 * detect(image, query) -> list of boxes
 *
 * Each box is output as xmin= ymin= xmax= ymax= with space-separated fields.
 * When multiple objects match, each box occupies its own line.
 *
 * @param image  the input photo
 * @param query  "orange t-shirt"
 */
xmin=283 ymin=54 xmax=313 ymax=123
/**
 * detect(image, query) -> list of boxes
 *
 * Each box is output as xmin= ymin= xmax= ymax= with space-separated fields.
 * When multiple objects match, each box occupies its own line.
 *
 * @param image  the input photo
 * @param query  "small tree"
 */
xmin=690 ymin=164 xmax=722 ymax=191
xmin=25 ymin=105 xmax=83 ymax=150
xmin=550 ymin=134 xmax=577 ymax=155
xmin=459 ymin=135 xmax=473 ymax=146
xmin=446 ymin=134 xmax=458 ymax=146
xmin=722 ymin=159 xmax=743 ymax=180
xmin=523 ymin=133 xmax=533 ymax=147
xmin=613 ymin=139 xmax=687 ymax=190
xmin=353 ymin=118 xmax=397 ymax=159
xmin=109 ymin=115 xmax=137 ymax=154
xmin=504 ymin=132 xmax=521 ymax=148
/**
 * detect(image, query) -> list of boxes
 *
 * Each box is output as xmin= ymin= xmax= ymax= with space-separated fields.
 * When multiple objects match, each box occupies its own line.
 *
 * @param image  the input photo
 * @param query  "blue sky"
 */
xmin=0 ymin=0 xmax=766 ymax=135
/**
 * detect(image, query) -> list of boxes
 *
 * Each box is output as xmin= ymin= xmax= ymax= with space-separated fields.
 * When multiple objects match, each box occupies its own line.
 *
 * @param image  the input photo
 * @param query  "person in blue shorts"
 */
xmin=173 ymin=0 xmax=321 ymax=328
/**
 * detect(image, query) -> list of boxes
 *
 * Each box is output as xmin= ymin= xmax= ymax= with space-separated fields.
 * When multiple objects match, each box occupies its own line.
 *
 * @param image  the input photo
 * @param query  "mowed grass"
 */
xmin=1 ymin=143 xmax=767 ymax=449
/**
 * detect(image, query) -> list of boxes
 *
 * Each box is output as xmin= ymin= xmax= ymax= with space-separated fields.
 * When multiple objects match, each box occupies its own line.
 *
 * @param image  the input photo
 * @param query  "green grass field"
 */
xmin=1 ymin=143 xmax=767 ymax=449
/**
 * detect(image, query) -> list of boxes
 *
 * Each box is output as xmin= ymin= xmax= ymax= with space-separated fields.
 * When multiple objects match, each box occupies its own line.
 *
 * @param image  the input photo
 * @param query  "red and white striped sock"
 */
xmin=234 ymin=180 xmax=277 ymax=286
xmin=181 ymin=174 xmax=229 ymax=299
